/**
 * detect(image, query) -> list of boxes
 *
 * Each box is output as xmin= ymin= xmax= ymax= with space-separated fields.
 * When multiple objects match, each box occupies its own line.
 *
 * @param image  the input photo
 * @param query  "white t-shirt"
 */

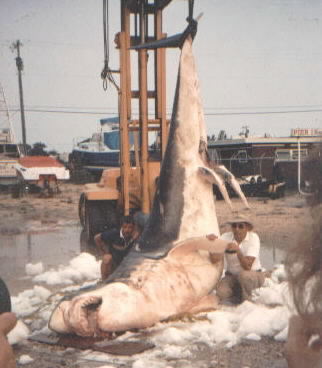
xmin=220 ymin=231 xmax=262 ymax=275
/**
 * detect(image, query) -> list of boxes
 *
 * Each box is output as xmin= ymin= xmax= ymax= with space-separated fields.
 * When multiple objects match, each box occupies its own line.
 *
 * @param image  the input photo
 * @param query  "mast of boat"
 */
xmin=0 ymin=83 xmax=21 ymax=156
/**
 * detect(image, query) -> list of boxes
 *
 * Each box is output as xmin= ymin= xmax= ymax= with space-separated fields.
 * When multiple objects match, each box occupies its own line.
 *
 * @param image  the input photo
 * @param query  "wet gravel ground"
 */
xmin=14 ymin=336 xmax=287 ymax=368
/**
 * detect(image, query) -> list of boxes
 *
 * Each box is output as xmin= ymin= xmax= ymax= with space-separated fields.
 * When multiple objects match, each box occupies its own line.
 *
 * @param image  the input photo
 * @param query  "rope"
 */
xmin=188 ymin=0 xmax=194 ymax=21
xmin=101 ymin=0 xmax=119 ymax=92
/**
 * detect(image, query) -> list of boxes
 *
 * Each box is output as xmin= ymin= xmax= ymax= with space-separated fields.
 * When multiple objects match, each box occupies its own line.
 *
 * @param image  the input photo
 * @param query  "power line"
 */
xmin=0 ymin=39 xmax=99 ymax=50
xmin=8 ymin=104 xmax=117 ymax=110
xmin=5 ymin=108 xmax=112 ymax=115
xmin=204 ymin=104 xmax=322 ymax=111
xmin=6 ymin=100 xmax=322 ymax=109
xmin=7 ymin=103 xmax=322 ymax=111
xmin=2 ymin=107 xmax=322 ymax=116
xmin=204 ymin=108 xmax=322 ymax=116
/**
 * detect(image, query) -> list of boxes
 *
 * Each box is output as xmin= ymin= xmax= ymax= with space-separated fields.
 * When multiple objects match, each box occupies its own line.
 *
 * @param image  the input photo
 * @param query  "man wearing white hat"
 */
xmin=208 ymin=214 xmax=266 ymax=304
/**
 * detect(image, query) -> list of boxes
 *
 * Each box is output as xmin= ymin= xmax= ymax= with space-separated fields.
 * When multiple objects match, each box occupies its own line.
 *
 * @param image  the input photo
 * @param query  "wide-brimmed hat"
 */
xmin=226 ymin=214 xmax=254 ymax=229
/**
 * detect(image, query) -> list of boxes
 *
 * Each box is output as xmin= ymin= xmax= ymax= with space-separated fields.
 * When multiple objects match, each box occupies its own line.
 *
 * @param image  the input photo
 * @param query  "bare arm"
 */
xmin=237 ymin=252 xmax=255 ymax=271
xmin=209 ymin=253 xmax=224 ymax=264
xmin=226 ymin=242 xmax=255 ymax=270
xmin=94 ymin=234 xmax=110 ymax=256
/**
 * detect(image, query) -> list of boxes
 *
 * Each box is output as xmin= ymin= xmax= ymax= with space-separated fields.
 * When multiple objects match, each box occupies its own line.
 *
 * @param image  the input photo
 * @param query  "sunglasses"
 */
xmin=231 ymin=223 xmax=246 ymax=229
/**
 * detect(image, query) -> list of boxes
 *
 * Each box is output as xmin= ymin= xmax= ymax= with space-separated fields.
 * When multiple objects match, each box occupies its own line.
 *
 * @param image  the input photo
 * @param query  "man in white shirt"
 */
xmin=208 ymin=215 xmax=266 ymax=304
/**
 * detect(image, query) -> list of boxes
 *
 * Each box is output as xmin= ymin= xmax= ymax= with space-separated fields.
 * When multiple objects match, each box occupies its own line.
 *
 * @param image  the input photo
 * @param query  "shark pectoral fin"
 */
xmin=136 ymin=239 xmax=172 ymax=260
xmin=168 ymin=237 xmax=228 ymax=258
xmin=205 ymin=238 xmax=229 ymax=254
xmin=188 ymin=294 xmax=219 ymax=314
xmin=139 ymin=250 xmax=170 ymax=260
xmin=198 ymin=166 xmax=233 ymax=210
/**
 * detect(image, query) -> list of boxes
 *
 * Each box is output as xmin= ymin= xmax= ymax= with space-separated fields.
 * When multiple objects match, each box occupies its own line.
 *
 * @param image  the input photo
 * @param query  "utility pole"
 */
xmin=11 ymin=40 xmax=27 ymax=155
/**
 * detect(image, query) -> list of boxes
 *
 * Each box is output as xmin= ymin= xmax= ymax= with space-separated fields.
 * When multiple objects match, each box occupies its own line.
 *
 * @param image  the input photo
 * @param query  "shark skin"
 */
xmin=48 ymin=37 xmax=246 ymax=337
xmin=48 ymin=237 xmax=227 ymax=336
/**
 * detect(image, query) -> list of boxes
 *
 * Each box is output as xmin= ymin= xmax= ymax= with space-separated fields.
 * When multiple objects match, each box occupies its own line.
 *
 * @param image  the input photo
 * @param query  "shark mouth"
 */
xmin=68 ymin=296 xmax=103 ymax=337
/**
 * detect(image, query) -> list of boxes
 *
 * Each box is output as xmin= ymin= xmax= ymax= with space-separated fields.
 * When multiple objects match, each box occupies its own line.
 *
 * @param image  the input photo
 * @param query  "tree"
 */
xmin=29 ymin=142 xmax=48 ymax=156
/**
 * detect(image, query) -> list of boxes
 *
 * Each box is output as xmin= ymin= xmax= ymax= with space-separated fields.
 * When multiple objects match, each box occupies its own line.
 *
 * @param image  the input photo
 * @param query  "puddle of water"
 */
xmin=261 ymin=245 xmax=285 ymax=270
xmin=0 ymin=226 xmax=97 ymax=295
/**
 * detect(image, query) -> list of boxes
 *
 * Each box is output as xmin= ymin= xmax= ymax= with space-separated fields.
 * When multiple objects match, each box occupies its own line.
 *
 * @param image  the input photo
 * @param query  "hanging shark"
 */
xmin=48 ymin=37 xmax=248 ymax=337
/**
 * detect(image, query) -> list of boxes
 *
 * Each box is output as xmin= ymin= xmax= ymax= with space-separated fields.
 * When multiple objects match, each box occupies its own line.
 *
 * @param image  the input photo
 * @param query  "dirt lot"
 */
xmin=0 ymin=183 xmax=82 ymax=236
xmin=0 ymin=182 xmax=308 ymax=245
xmin=0 ymin=183 xmax=310 ymax=367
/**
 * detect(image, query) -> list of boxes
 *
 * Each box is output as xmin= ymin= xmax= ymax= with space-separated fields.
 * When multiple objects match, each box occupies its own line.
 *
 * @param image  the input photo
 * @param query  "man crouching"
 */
xmin=208 ymin=215 xmax=267 ymax=304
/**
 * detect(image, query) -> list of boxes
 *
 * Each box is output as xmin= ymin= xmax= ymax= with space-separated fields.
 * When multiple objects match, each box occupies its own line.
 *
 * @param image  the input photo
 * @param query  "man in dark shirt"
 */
xmin=94 ymin=216 xmax=140 ymax=280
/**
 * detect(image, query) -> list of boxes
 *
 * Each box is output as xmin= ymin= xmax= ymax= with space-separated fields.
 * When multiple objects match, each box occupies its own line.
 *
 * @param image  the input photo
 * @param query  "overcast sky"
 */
xmin=0 ymin=0 xmax=321 ymax=153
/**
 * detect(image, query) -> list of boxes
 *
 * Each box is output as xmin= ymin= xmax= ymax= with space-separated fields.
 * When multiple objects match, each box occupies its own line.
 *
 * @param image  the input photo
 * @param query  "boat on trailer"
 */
xmin=68 ymin=117 xmax=160 ymax=183
xmin=68 ymin=118 xmax=135 ymax=182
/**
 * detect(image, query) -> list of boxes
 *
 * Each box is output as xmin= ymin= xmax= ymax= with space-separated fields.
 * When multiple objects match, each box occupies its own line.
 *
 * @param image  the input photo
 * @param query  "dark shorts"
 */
xmin=101 ymin=229 xmax=122 ymax=245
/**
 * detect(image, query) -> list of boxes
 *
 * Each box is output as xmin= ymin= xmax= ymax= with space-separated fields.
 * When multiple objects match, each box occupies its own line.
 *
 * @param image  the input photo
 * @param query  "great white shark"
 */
xmin=48 ymin=37 xmax=249 ymax=337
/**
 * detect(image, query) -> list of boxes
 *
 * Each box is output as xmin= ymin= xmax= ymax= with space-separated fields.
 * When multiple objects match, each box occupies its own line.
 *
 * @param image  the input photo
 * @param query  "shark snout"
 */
xmin=48 ymin=300 xmax=71 ymax=334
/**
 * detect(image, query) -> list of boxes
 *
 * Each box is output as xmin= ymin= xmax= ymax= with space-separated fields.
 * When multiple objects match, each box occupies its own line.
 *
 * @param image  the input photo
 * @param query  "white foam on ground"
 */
xmin=32 ymin=252 xmax=100 ymax=285
xmin=25 ymin=262 xmax=44 ymax=276
xmin=12 ymin=285 xmax=51 ymax=317
xmin=17 ymin=354 xmax=34 ymax=365
xmin=7 ymin=320 xmax=30 ymax=344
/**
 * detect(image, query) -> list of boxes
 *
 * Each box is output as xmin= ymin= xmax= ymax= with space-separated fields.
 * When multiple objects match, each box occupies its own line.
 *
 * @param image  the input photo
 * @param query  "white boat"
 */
xmin=68 ymin=117 xmax=160 ymax=182
xmin=0 ymin=85 xmax=20 ymax=189
xmin=68 ymin=118 xmax=131 ymax=181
